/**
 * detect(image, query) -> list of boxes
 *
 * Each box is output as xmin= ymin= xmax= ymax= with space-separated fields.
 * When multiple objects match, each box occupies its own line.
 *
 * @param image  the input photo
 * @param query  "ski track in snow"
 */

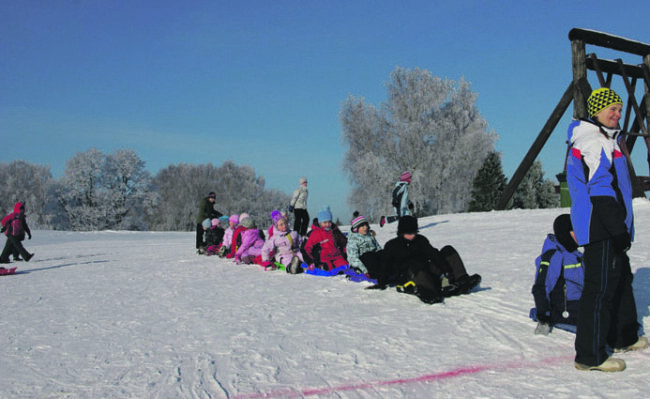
xmin=2 ymin=202 xmax=650 ymax=398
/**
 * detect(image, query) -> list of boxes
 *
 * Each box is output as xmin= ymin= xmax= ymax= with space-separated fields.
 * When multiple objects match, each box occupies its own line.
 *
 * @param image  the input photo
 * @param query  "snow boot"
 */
xmin=287 ymin=256 xmax=303 ymax=274
xmin=575 ymin=357 xmax=626 ymax=372
xmin=457 ymin=274 xmax=481 ymax=294
xmin=534 ymin=321 xmax=551 ymax=336
xmin=614 ymin=336 xmax=649 ymax=353
xmin=218 ymin=245 xmax=227 ymax=257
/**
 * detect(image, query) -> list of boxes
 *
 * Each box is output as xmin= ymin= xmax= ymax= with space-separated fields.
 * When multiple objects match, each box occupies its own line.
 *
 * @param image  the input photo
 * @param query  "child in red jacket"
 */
xmin=303 ymin=207 xmax=347 ymax=271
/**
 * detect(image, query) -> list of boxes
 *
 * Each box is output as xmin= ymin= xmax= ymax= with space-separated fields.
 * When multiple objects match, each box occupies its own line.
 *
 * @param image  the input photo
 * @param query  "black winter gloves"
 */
xmin=612 ymin=232 xmax=631 ymax=253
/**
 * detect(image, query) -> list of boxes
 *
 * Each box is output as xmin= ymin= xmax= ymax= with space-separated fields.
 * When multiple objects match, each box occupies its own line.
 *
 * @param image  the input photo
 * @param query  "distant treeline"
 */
xmin=0 ymin=149 xmax=290 ymax=231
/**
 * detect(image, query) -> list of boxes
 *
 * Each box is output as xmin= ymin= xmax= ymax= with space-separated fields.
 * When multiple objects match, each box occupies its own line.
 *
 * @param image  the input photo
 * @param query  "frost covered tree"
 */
xmin=341 ymin=66 xmax=497 ymax=219
xmin=147 ymin=161 xmax=290 ymax=231
xmin=57 ymin=148 xmax=152 ymax=231
xmin=0 ymin=160 xmax=55 ymax=228
xmin=468 ymin=152 xmax=508 ymax=212
xmin=512 ymin=160 xmax=558 ymax=209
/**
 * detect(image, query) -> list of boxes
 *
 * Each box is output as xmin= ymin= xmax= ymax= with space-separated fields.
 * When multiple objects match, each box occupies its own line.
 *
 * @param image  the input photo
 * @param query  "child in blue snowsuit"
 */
xmin=532 ymin=214 xmax=583 ymax=335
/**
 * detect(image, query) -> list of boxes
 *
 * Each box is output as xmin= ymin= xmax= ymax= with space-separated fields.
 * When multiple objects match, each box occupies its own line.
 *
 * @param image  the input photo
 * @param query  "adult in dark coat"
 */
xmin=378 ymin=216 xmax=480 ymax=304
xmin=195 ymin=192 xmax=222 ymax=250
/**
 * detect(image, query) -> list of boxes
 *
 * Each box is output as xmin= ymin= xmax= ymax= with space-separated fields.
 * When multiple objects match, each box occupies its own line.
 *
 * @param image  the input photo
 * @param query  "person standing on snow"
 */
xmin=380 ymin=171 xmax=414 ymax=228
xmin=289 ymin=177 xmax=309 ymax=237
xmin=195 ymin=192 xmax=222 ymax=253
xmin=566 ymin=87 xmax=648 ymax=372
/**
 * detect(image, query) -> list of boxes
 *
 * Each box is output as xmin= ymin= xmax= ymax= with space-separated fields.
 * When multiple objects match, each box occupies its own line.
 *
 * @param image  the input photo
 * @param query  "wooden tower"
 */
xmin=496 ymin=28 xmax=650 ymax=210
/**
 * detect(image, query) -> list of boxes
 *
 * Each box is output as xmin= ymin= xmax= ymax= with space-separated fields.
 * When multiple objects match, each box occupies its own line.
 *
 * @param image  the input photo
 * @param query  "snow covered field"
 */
xmin=2 ymin=201 xmax=650 ymax=398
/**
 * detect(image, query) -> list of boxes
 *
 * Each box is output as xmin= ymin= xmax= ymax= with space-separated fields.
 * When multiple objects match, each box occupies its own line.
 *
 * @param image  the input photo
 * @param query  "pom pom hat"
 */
xmin=351 ymin=215 xmax=369 ymax=232
xmin=588 ymin=88 xmax=623 ymax=118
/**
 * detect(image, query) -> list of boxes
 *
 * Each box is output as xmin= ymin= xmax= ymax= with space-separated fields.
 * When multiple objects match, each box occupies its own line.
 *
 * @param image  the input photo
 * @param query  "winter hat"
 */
xmin=239 ymin=212 xmax=250 ymax=222
xmin=299 ymin=176 xmax=308 ymax=185
xmin=240 ymin=217 xmax=255 ymax=229
xmin=208 ymin=191 xmax=216 ymax=199
xmin=588 ymin=88 xmax=623 ymax=118
xmin=229 ymin=214 xmax=240 ymax=225
xmin=400 ymin=171 xmax=412 ymax=183
xmin=211 ymin=218 xmax=221 ymax=228
xmin=397 ymin=215 xmax=419 ymax=236
xmin=553 ymin=214 xmax=578 ymax=252
xmin=219 ymin=215 xmax=230 ymax=227
xmin=317 ymin=206 xmax=333 ymax=223
xmin=270 ymin=209 xmax=282 ymax=224
xmin=351 ymin=215 xmax=369 ymax=232
xmin=202 ymin=218 xmax=212 ymax=229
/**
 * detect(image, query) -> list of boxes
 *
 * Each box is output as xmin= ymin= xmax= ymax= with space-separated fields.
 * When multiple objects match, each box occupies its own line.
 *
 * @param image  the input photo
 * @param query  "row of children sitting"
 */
xmin=199 ymin=206 xmax=482 ymax=304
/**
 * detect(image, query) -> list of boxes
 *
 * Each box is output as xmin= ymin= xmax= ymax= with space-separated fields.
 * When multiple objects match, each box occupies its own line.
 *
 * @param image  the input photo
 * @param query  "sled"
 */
xmin=0 ymin=267 xmax=17 ymax=276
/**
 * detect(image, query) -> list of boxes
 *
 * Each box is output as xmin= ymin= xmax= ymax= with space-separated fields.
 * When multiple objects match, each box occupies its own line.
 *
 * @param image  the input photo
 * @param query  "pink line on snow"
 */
xmin=232 ymin=355 xmax=572 ymax=399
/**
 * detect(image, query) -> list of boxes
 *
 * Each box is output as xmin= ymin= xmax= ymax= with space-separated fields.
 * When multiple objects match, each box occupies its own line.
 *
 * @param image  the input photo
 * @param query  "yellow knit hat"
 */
xmin=587 ymin=88 xmax=623 ymax=118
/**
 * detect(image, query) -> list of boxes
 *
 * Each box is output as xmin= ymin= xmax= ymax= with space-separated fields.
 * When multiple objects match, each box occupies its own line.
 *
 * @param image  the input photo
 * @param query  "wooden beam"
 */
xmin=572 ymin=39 xmax=588 ymax=119
xmin=585 ymin=57 xmax=646 ymax=79
xmin=569 ymin=28 xmax=650 ymax=57
xmin=496 ymin=83 xmax=574 ymax=210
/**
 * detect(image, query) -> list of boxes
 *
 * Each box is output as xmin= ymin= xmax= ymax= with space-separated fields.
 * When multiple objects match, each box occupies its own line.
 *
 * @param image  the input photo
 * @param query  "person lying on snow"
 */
xmin=373 ymin=215 xmax=481 ymax=304
xmin=303 ymin=207 xmax=347 ymax=271
xmin=531 ymin=214 xmax=584 ymax=335
xmin=261 ymin=216 xmax=303 ymax=274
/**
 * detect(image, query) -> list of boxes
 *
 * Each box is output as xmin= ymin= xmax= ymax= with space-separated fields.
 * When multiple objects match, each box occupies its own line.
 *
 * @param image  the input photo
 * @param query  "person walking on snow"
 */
xmin=0 ymin=202 xmax=34 ymax=264
xmin=567 ymin=87 xmax=648 ymax=372
xmin=380 ymin=171 xmax=414 ymax=228
xmin=289 ymin=177 xmax=309 ymax=237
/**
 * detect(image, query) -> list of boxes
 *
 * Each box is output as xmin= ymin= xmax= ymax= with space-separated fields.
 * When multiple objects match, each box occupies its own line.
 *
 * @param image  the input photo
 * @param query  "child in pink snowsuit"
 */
xmin=235 ymin=217 xmax=264 ymax=264
xmin=261 ymin=217 xmax=303 ymax=273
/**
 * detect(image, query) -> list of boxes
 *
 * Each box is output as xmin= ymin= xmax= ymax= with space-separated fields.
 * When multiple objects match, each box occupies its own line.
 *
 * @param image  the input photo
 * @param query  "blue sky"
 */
xmin=2 ymin=0 xmax=649 ymax=221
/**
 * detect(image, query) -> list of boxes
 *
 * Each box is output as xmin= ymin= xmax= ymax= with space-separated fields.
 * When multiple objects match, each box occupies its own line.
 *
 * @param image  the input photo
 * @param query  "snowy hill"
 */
xmin=2 ymin=202 xmax=650 ymax=398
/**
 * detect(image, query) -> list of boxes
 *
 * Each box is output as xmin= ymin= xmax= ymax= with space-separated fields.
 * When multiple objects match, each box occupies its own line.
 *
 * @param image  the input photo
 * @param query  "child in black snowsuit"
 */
xmin=377 ymin=216 xmax=481 ymax=304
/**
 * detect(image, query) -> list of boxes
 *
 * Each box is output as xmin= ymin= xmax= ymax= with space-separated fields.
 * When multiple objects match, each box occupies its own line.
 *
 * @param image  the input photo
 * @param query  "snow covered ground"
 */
xmin=2 ymin=201 xmax=650 ymax=398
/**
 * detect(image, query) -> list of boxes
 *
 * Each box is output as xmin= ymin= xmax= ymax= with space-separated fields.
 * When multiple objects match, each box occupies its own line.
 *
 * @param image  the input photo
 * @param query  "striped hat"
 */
xmin=400 ymin=171 xmax=412 ymax=182
xmin=588 ymin=88 xmax=623 ymax=118
xmin=351 ymin=215 xmax=369 ymax=232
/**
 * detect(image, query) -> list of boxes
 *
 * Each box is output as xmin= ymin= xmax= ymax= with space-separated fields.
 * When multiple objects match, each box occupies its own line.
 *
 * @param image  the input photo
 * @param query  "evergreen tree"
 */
xmin=468 ymin=152 xmax=507 ymax=212
xmin=512 ymin=160 xmax=559 ymax=209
